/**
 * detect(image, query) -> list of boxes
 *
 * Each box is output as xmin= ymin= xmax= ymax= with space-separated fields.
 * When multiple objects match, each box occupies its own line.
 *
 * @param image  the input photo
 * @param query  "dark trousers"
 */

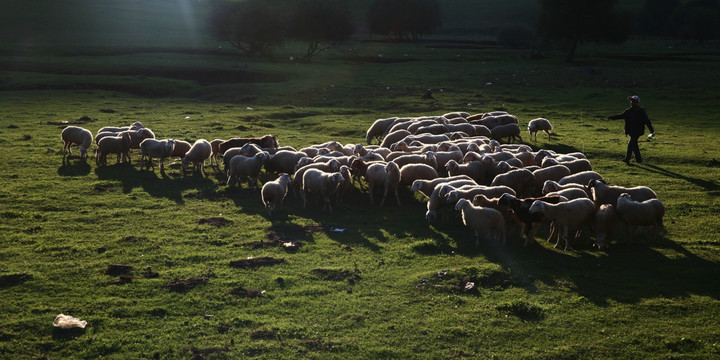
xmin=625 ymin=136 xmax=642 ymax=162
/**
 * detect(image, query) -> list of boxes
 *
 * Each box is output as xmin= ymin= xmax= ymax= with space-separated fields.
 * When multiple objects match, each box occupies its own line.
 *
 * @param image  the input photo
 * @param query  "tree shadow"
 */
xmin=637 ymin=163 xmax=720 ymax=195
xmin=94 ymin=164 xmax=217 ymax=204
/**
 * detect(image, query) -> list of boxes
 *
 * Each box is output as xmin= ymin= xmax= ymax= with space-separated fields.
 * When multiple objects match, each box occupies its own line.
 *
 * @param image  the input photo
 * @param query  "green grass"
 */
xmin=2 ymin=2 xmax=720 ymax=359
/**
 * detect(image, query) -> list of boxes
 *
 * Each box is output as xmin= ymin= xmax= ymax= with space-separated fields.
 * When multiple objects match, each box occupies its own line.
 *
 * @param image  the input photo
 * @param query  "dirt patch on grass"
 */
xmin=301 ymin=339 xmax=344 ymax=351
xmin=418 ymin=266 xmax=513 ymax=294
xmin=47 ymin=115 xmax=97 ymax=126
xmin=167 ymin=276 xmax=209 ymax=292
xmin=109 ymin=274 xmax=133 ymax=285
xmin=105 ymin=264 xmax=133 ymax=276
xmin=0 ymin=273 xmax=33 ymax=287
xmin=230 ymin=286 xmax=264 ymax=298
xmin=198 ymin=217 xmax=233 ymax=227
xmin=250 ymin=328 xmax=278 ymax=340
xmin=496 ymin=300 xmax=545 ymax=321
xmin=183 ymin=189 xmax=232 ymax=201
xmin=119 ymin=236 xmax=146 ymax=243
xmin=229 ymin=257 xmax=285 ymax=269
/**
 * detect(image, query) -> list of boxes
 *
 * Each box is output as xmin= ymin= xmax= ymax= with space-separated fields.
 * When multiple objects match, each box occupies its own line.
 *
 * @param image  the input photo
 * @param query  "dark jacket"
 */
xmin=609 ymin=106 xmax=654 ymax=137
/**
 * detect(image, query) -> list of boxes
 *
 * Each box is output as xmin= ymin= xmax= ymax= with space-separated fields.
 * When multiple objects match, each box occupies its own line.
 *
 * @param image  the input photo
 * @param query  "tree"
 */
xmin=638 ymin=0 xmax=681 ymax=36
xmin=673 ymin=0 xmax=720 ymax=41
xmin=537 ymin=0 xmax=632 ymax=62
xmin=207 ymin=0 xmax=287 ymax=56
xmin=367 ymin=0 xmax=443 ymax=40
xmin=287 ymin=0 xmax=355 ymax=62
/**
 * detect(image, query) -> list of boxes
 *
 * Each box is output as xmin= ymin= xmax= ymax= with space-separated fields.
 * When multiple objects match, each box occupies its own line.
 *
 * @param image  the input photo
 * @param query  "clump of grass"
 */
xmin=496 ymin=300 xmax=546 ymax=321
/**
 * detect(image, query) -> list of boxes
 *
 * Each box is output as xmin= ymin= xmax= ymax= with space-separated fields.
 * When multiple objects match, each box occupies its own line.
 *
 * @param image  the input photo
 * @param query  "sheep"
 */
xmin=209 ymin=139 xmax=225 ymax=167
xmin=261 ymin=173 xmax=292 ymax=217
xmin=411 ymin=175 xmax=474 ymax=198
xmin=96 ymin=131 xmax=131 ymax=166
xmin=222 ymin=147 xmax=245 ymax=172
xmin=402 ymin=133 xmax=450 ymax=145
xmin=350 ymin=158 xmax=387 ymax=188
xmin=490 ymin=123 xmax=522 ymax=143
xmin=218 ymin=135 xmax=278 ymax=155
xmin=391 ymin=153 xmax=437 ymax=170
xmin=182 ymin=139 xmax=212 ymax=175
xmin=170 ymin=140 xmax=192 ymax=158
xmin=558 ymin=171 xmax=603 ymax=186
xmin=532 ymin=165 xmax=572 ymax=194
xmin=515 ymin=151 xmax=537 ymax=167
xmin=139 ymin=138 xmax=175 ymax=172
xmin=265 ymin=150 xmax=309 ymax=176
xmin=443 ymin=184 xmax=516 ymax=204
xmin=541 ymin=157 xmax=593 ymax=174
xmin=385 ymin=118 xmax=417 ymax=135
xmin=445 ymin=159 xmax=485 ymax=184
xmin=470 ymin=114 xmax=518 ymax=129
xmin=545 ymin=187 xmax=590 ymax=201
xmin=413 ymin=123 xmax=448 ymax=135
xmin=301 ymin=169 xmax=344 ymax=211
xmin=60 ymin=126 xmax=93 ymax=159
xmin=594 ymin=204 xmax=618 ymax=250
xmin=292 ymin=159 xmax=342 ymax=195
xmin=426 ymin=178 xmax=478 ymax=222
xmin=366 ymin=117 xmax=398 ymax=144
xmin=226 ymin=151 xmax=270 ymax=190
xmin=490 ymin=168 xmax=535 ymax=198
xmin=472 ymin=194 xmax=518 ymax=228
xmin=527 ymin=118 xmax=553 ymax=141
xmin=336 ymin=165 xmax=353 ymax=203
xmin=454 ymin=198 xmax=506 ymax=247
xmin=426 ymin=147 xmax=463 ymax=169
xmin=498 ymin=193 xmax=566 ymax=246
xmin=615 ymin=193 xmax=666 ymax=236
xmin=380 ymin=129 xmax=412 ymax=148
xmin=398 ymin=163 xmax=439 ymax=187
xmin=542 ymin=180 xmax=591 ymax=198
xmin=407 ymin=119 xmax=443 ymax=134
xmin=529 ymin=198 xmax=597 ymax=250
xmin=443 ymin=111 xmax=470 ymax=120
xmin=97 ymin=121 xmax=143 ymax=134
xmin=587 ymin=179 xmax=657 ymax=207
xmin=446 ymin=123 xmax=491 ymax=137
xmin=129 ymin=128 xmax=156 ymax=149
xmin=364 ymin=161 xmax=401 ymax=206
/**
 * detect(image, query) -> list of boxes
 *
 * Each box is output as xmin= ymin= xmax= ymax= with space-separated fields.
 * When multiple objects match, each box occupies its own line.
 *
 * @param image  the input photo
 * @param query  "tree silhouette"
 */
xmin=288 ymin=0 xmax=355 ymax=62
xmin=537 ymin=0 xmax=631 ymax=61
xmin=367 ymin=0 xmax=442 ymax=40
xmin=207 ymin=0 xmax=287 ymax=56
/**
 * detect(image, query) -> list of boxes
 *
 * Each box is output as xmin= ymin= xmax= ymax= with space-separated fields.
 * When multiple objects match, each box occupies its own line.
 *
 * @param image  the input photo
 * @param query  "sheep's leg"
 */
xmin=380 ymin=185 xmax=388 ymax=207
xmin=323 ymin=195 xmax=333 ymax=212
xmin=368 ymin=182 xmax=375 ymax=204
xmin=545 ymin=130 xmax=551 ymax=141
xmin=394 ymin=188 xmax=401 ymax=207
xmin=302 ymin=190 xmax=308 ymax=209
xmin=474 ymin=231 xmax=480 ymax=247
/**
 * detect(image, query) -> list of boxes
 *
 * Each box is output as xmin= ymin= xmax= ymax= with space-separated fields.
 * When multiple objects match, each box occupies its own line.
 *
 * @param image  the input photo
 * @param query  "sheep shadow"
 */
xmin=637 ymin=164 xmax=720 ymax=196
xmin=474 ymin=234 xmax=720 ymax=306
xmin=57 ymin=157 xmax=91 ymax=176
xmin=94 ymin=163 xmax=217 ymax=204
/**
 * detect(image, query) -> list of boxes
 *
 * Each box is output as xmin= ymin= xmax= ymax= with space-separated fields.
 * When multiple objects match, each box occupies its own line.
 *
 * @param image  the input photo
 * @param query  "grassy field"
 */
xmin=2 ymin=1 xmax=720 ymax=359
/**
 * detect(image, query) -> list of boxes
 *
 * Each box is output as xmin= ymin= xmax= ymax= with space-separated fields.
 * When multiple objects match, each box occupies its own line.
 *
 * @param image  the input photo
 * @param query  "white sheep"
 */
xmin=587 ymin=179 xmax=657 ymax=207
xmin=226 ymin=151 xmax=270 ymax=189
xmin=292 ymin=159 xmax=342 ymax=195
xmin=265 ymin=150 xmax=309 ymax=176
xmin=490 ymin=168 xmax=535 ymax=198
xmin=139 ymin=138 xmax=175 ymax=173
xmin=443 ymin=184 xmax=516 ymax=204
xmin=541 ymin=157 xmax=593 ymax=174
xmin=301 ymin=168 xmax=344 ymax=211
xmin=558 ymin=171 xmax=603 ymax=186
xmin=532 ymin=165 xmax=572 ymax=194
xmin=261 ymin=173 xmax=292 ymax=217
xmin=380 ymin=129 xmax=412 ymax=148
xmin=594 ymin=204 xmax=618 ymax=249
xmin=366 ymin=117 xmax=398 ymax=144
xmin=455 ymin=198 xmax=506 ymax=247
xmin=529 ymin=198 xmax=597 ymax=250
xmin=426 ymin=178 xmax=478 ymax=222
xmin=542 ymin=180 xmax=591 ymax=198
xmin=445 ymin=159 xmax=485 ymax=184
xmin=470 ymin=114 xmax=518 ymax=129
xmin=60 ymin=126 xmax=93 ymax=159
xmin=615 ymin=193 xmax=666 ymax=236
xmin=527 ymin=118 xmax=553 ymax=141
xmin=398 ymin=163 xmax=439 ymax=187
xmin=545 ymin=187 xmax=590 ymax=201
xmin=182 ymin=139 xmax=212 ymax=175
xmin=336 ymin=165 xmax=353 ymax=203
xmin=96 ymin=132 xmax=131 ymax=166
xmin=209 ymin=139 xmax=225 ymax=167
xmin=490 ymin=123 xmax=523 ymax=143
xmin=411 ymin=175 xmax=474 ymax=198
xmin=170 ymin=140 xmax=192 ymax=158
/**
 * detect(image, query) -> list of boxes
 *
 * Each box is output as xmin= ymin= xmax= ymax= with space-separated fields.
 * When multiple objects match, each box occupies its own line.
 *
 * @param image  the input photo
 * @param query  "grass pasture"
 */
xmin=2 ymin=2 xmax=720 ymax=359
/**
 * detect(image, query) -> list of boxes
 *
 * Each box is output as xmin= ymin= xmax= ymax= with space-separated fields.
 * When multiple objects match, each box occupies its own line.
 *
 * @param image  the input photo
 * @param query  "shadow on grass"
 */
xmin=637 ymin=163 xmax=720 ymax=196
xmin=57 ymin=157 xmax=91 ymax=176
xmin=94 ymin=163 xmax=216 ymax=204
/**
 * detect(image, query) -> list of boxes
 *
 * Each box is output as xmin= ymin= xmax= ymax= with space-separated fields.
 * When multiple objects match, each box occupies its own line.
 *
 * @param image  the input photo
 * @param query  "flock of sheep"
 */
xmin=60 ymin=110 xmax=666 ymax=250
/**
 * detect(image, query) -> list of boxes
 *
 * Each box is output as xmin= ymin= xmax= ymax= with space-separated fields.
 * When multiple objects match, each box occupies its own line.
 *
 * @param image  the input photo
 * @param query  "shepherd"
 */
xmin=608 ymin=95 xmax=655 ymax=164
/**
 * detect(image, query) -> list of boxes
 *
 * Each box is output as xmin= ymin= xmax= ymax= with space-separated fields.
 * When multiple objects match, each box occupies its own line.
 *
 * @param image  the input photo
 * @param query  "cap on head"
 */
xmin=628 ymin=95 xmax=639 ymax=102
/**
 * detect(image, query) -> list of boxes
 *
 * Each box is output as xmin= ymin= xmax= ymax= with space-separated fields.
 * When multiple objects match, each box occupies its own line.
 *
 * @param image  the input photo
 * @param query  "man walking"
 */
xmin=608 ymin=95 xmax=655 ymax=164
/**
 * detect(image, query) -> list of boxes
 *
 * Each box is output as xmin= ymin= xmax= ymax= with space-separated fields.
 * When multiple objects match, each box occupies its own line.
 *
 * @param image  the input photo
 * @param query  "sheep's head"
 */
xmin=425 ymin=210 xmax=437 ymax=223
xmin=328 ymin=159 xmax=341 ymax=172
xmin=497 ymin=193 xmax=515 ymax=206
xmin=446 ymin=190 xmax=460 ymax=203
xmin=528 ymin=200 xmax=545 ymax=214
xmin=410 ymin=180 xmax=424 ymax=193
xmin=438 ymin=185 xmax=453 ymax=198
xmin=542 ymin=180 xmax=558 ymax=195
xmin=472 ymin=194 xmax=490 ymax=207
xmin=445 ymin=160 xmax=458 ymax=173
xmin=454 ymin=198 xmax=470 ymax=211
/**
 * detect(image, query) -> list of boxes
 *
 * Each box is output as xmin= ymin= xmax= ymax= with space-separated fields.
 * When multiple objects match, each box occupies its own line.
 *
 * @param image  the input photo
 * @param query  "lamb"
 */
xmin=95 ymin=131 xmax=131 ymax=166
xmin=498 ymin=193 xmax=566 ymax=246
xmin=454 ymin=199 xmax=506 ymax=247
xmin=261 ymin=173 xmax=292 ymax=217
xmin=301 ymin=169 xmax=344 ymax=211
xmin=490 ymin=168 xmax=536 ymax=198
xmin=445 ymin=159 xmax=485 ymax=184
xmin=594 ymin=204 xmax=618 ymax=250
xmin=139 ymin=138 xmax=175 ymax=172
xmin=60 ymin=126 xmax=93 ymax=159
xmin=170 ymin=140 xmax=192 ymax=158
xmin=209 ymin=139 xmax=225 ymax=167
xmin=558 ymin=171 xmax=603 ymax=186
xmin=587 ymin=179 xmax=657 ymax=207
xmin=529 ymin=198 xmax=597 ymax=250
xmin=226 ymin=151 xmax=270 ymax=190
xmin=532 ymin=165 xmax=572 ymax=195
xmin=527 ymin=118 xmax=553 ymax=141
xmin=366 ymin=117 xmax=398 ymax=144
xmin=182 ymin=139 xmax=212 ymax=175
xmin=411 ymin=175 xmax=474 ymax=198
xmin=398 ymin=163 xmax=438 ymax=187
xmin=615 ymin=193 xmax=666 ymax=236
xmin=490 ymin=123 xmax=523 ymax=143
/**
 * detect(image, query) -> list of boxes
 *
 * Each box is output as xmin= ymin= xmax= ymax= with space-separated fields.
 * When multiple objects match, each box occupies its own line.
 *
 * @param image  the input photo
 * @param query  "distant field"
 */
xmin=1 ymin=1 xmax=720 ymax=359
